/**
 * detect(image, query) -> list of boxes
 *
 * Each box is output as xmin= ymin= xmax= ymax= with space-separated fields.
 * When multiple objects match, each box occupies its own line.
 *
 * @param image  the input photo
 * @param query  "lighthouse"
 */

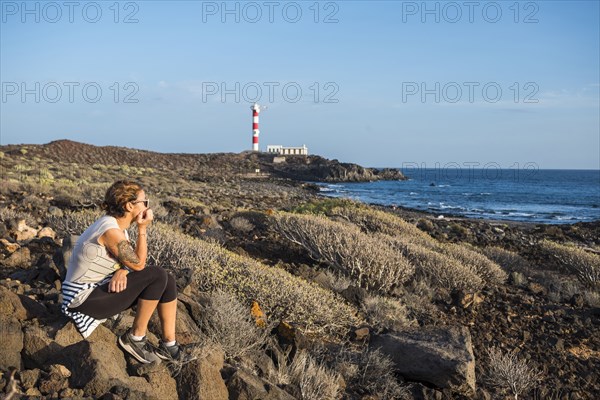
xmin=251 ymin=103 xmax=262 ymax=152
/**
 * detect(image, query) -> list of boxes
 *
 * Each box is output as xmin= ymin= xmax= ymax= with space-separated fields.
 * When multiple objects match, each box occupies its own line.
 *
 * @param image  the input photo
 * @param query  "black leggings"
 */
xmin=70 ymin=267 xmax=177 ymax=320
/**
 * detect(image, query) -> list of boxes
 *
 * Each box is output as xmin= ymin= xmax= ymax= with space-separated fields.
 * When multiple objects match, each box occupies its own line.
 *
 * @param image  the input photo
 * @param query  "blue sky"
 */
xmin=1 ymin=0 xmax=599 ymax=169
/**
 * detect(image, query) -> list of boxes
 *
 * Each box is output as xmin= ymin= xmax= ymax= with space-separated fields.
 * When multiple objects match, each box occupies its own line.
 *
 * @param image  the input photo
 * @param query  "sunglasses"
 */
xmin=131 ymin=199 xmax=150 ymax=207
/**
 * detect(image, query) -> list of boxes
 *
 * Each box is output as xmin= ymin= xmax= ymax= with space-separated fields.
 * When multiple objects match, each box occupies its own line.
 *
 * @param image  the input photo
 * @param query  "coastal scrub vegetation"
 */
xmin=273 ymin=202 xmax=506 ymax=293
xmin=54 ymin=210 xmax=359 ymax=336
xmin=198 ymin=290 xmax=271 ymax=360
xmin=481 ymin=246 xmax=531 ymax=273
xmin=334 ymin=347 xmax=411 ymax=400
xmin=484 ymin=347 xmax=543 ymax=400
xmin=265 ymin=343 xmax=343 ymax=400
xmin=271 ymin=211 xmax=415 ymax=293
xmin=539 ymin=240 xmax=600 ymax=288
xmin=360 ymin=294 xmax=413 ymax=333
xmin=383 ymin=234 xmax=484 ymax=291
xmin=285 ymin=350 xmax=342 ymax=400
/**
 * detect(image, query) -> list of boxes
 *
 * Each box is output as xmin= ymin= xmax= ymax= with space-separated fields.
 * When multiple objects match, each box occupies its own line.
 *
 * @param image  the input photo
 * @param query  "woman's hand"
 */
xmin=109 ymin=269 xmax=129 ymax=293
xmin=136 ymin=208 xmax=154 ymax=228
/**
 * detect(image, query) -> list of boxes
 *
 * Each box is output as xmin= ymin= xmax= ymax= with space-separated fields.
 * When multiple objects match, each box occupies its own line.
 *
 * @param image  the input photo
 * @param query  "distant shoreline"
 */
xmin=313 ymin=190 xmax=600 ymax=228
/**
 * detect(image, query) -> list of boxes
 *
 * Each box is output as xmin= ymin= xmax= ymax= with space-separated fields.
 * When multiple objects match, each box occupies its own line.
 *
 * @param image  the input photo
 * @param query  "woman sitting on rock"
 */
xmin=61 ymin=180 xmax=192 ymax=364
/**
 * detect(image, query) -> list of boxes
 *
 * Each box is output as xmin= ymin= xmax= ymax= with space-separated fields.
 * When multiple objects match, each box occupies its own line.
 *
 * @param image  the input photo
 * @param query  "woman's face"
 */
xmin=131 ymin=190 xmax=149 ymax=219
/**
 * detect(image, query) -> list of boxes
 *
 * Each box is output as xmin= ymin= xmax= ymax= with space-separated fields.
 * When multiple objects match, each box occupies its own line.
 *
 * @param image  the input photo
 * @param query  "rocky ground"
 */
xmin=0 ymin=140 xmax=598 ymax=399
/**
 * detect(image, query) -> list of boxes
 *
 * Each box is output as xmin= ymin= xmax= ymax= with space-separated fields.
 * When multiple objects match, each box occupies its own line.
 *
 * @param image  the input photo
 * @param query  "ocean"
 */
xmin=312 ymin=169 xmax=600 ymax=225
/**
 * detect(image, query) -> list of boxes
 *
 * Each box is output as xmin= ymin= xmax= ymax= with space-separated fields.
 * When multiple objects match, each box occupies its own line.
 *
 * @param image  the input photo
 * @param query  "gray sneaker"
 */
xmin=155 ymin=341 xmax=197 ymax=363
xmin=118 ymin=331 xmax=161 ymax=364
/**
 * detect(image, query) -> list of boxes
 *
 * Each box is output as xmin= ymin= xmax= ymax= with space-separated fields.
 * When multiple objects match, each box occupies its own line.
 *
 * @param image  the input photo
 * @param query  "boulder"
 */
xmin=55 ymin=324 xmax=176 ymax=399
xmin=452 ymin=291 xmax=485 ymax=310
xmin=180 ymin=344 xmax=229 ymax=400
xmin=22 ymin=323 xmax=61 ymax=369
xmin=243 ymin=350 xmax=276 ymax=378
xmin=37 ymin=227 xmax=56 ymax=239
xmin=3 ymin=247 xmax=31 ymax=268
xmin=0 ymin=285 xmax=46 ymax=320
xmin=132 ymin=360 xmax=179 ymax=400
xmin=370 ymin=326 xmax=476 ymax=396
xmin=178 ymin=291 xmax=209 ymax=326
xmin=24 ymin=387 xmax=42 ymax=397
xmin=340 ymin=285 xmax=369 ymax=306
xmin=14 ymin=220 xmax=38 ymax=242
xmin=225 ymin=368 xmax=295 ymax=400
xmin=352 ymin=326 xmax=370 ymax=342
xmin=54 ymin=321 xmax=84 ymax=347
xmin=59 ymin=388 xmax=85 ymax=398
xmin=48 ymin=364 xmax=71 ymax=379
xmin=0 ymin=317 xmax=23 ymax=370
xmin=0 ymin=285 xmax=29 ymax=320
xmin=148 ymin=300 xmax=202 ymax=345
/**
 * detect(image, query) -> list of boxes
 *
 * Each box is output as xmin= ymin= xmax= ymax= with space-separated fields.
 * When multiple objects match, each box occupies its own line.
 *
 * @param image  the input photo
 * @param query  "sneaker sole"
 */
xmin=118 ymin=336 xmax=152 ymax=364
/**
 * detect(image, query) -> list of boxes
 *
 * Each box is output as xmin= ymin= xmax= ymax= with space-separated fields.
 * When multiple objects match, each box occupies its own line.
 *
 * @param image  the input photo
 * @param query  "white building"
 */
xmin=266 ymin=144 xmax=308 ymax=156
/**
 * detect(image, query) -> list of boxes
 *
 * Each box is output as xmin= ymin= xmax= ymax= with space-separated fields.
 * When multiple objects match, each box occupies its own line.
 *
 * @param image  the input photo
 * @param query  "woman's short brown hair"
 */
xmin=101 ymin=180 xmax=143 ymax=218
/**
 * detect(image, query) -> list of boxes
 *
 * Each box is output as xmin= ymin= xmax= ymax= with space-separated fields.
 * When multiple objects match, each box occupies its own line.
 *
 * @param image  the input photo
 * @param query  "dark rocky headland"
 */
xmin=0 ymin=140 xmax=598 ymax=400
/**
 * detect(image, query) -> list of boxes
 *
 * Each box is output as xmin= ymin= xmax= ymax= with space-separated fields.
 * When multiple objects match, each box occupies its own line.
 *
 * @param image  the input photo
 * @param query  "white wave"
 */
xmin=440 ymin=204 xmax=465 ymax=210
xmin=508 ymin=212 xmax=535 ymax=217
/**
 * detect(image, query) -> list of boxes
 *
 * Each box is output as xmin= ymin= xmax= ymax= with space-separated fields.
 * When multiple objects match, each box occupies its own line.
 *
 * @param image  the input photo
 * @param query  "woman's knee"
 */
xmin=142 ymin=266 xmax=168 ymax=283
xmin=137 ymin=268 xmax=170 ymax=301
xmin=160 ymin=273 xmax=178 ymax=303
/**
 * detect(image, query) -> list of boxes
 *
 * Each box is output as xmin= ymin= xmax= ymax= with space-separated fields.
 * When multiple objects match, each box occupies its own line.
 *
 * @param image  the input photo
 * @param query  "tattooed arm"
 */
xmin=101 ymin=228 xmax=147 ymax=271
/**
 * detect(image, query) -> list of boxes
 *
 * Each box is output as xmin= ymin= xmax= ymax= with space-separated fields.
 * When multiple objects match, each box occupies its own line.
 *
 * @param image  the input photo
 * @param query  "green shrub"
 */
xmin=331 ymin=204 xmax=506 ymax=287
xmin=539 ymin=240 xmax=600 ymax=288
xmin=199 ymin=290 xmax=270 ymax=360
xmin=439 ymin=243 xmax=507 ymax=286
xmin=271 ymin=212 xmax=415 ymax=293
xmin=449 ymin=223 xmax=470 ymax=237
xmin=328 ymin=204 xmax=437 ymax=247
xmin=485 ymin=347 xmax=542 ymax=400
xmin=288 ymin=350 xmax=342 ymax=400
xmin=482 ymin=246 xmax=530 ymax=273
xmin=335 ymin=347 xmax=410 ymax=400
xmin=384 ymin=234 xmax=484 ymax=292
xmin=361 ymin=294 xmax=413 ymax=333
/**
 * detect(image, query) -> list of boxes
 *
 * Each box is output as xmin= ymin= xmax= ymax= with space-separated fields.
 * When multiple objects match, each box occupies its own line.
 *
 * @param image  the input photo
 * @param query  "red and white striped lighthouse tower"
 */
xmin=251 ymin=103 xmax=262 ymax=152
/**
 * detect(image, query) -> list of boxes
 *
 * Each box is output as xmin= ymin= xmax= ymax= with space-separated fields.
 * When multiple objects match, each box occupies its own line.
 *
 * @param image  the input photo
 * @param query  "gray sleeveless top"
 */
xmin=64 ymin=215 xmax=129 ymax=307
